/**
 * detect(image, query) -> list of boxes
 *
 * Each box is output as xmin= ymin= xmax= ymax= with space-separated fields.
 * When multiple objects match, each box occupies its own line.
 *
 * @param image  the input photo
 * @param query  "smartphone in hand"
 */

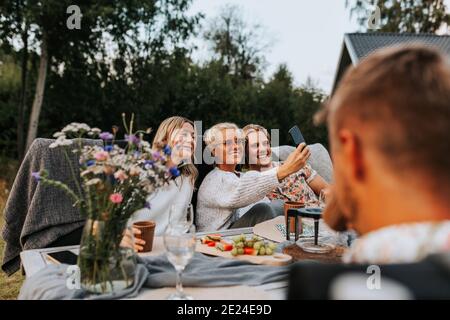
xmin=288 ymin=125 xmax=306 ymax=146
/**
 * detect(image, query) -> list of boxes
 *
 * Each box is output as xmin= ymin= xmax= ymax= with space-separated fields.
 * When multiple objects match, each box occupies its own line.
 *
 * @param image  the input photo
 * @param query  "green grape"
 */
xmin=236 ymin=242 xmax=244 ymax=248
xmin=253 ymin=242 xmax=262 ymax=250
xmin=265 ymin=248 xmax=273 ymax=255
xmin=259 ymin=247 xmax=266 ymax=255
xmin=231 ymin=248 xmax=238 ymax=256
xmin=237 ymin=248 xmax=244 ymax=255
xmin=268 ymin=243 xmax=277 ymax=250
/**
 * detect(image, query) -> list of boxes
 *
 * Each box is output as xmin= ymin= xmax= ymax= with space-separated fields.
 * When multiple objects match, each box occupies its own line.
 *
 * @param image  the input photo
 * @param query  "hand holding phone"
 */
xmin=289 ymin=125 xmax=306 ymax=146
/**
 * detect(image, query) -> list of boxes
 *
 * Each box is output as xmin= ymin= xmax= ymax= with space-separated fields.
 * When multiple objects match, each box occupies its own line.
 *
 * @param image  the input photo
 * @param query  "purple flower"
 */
xmin=163 ymin=144 xmax=171 ymax=156
xmin=86 ymin=160 xmax=96 ymax=167
xmin=144 ymin=160 xmax=155 ymax=169
xmin=144 ymin=202 xmax=151 ymax=209
xmin=152 ymin=151 xmax=162 ymax=160
xmin=99 ymin=132 xmax=114 ymax=140
xmin=104 ymin=145 xmax=113 ymax=152
xmin=125 ymin=134 xmax=140 ymax=146
xmin=31 ymin=171 xmax=41 ymax=181
xmin=169 ymin=166 xmax=180 ymax=178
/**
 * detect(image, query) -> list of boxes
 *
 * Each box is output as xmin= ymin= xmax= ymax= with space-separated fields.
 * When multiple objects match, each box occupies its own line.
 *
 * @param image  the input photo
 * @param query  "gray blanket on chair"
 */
xmin=1 ymin=138 xmax=101 ymax=275
xmin=18 ymin=253 xmax=290 ymax=300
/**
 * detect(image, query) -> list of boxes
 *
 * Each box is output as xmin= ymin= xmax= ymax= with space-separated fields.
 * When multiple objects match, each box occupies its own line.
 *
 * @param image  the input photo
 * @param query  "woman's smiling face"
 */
xmin=247 ymin=130 xmax=272 ymax=166
xmin=169 ymin=122 xmax=195 ymax=165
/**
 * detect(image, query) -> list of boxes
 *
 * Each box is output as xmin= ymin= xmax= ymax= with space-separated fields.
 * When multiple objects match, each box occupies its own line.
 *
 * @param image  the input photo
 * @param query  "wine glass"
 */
xmin=318 ymin=190 xmax=327 ymax=209
xmin=296 ymin=208 xmax=335 ymax=254
xmin=163 ymin=224 xmax=196 ymax=300
xmin=169 ymin=203 xmax=194 ymax=232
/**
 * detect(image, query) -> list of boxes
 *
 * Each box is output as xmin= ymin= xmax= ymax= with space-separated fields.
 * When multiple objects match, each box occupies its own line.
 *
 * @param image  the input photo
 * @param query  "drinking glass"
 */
xmin=169 ymin=203 xmax=194 ymax=232
xmin=318 ymin=190 xmax=327 ymax=209
xmin=163 ymin=224 xmax=196 ymax=300
xmin=296 ymin=208 xmax=335 ymax=254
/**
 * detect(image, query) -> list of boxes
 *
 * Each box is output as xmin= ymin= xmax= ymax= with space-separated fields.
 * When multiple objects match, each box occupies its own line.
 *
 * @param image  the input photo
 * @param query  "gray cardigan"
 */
xmin=1 ymin=138 xmax=101 ymax=275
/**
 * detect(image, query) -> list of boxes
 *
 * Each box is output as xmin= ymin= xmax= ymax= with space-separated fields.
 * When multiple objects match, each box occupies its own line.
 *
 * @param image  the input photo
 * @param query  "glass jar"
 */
xmin=78 ymin=219 xmax=136 ymax=294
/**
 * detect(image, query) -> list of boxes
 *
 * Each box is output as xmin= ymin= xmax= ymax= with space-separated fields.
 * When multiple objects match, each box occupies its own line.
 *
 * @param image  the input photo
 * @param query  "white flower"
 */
xmin=91 ymin=128 xmax=101 ymax=134
xmin=49 ymin=136 xmax=73 ymax=148
xmin=140 ymin=141 xmax=150 ymax=148
xmin=85 ymin=178 xmax=101 ymax=186
xmin=61 ymin=122 xmax=91 ymax=134
xmin=53 ymin=132 xmax=65 ymax=138
xmin=62 ymin=125 xmax=76 ymax=133
xmin=77 ymin=123 xmax=91 ymax=131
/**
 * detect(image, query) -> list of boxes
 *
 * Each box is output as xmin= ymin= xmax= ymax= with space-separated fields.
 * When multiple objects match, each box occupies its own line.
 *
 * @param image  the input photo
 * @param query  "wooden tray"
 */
xmin=196 ymin=240 xmax=292 ymax=266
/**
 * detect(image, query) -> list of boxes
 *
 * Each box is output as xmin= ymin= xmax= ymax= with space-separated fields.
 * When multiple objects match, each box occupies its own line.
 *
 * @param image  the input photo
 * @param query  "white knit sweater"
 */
xmin=196 ymin=167 xmax=280 ymax=232
xmin=131 ymin=176 xmax=194 ymax=236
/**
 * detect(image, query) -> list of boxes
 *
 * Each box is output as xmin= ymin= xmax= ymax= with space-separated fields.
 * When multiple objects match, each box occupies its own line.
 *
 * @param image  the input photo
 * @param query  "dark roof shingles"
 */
xmin=346 ymin=33 xmax=450 ymax=61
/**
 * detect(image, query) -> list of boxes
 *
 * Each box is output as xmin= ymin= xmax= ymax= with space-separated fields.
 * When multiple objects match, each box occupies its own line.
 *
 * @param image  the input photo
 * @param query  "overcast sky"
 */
xmin=188 ymin=0 xmax=450 ymax=94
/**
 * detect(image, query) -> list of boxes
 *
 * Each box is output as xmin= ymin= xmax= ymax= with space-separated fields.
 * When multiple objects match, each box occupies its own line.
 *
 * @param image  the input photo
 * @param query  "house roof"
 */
xmin=331 ymin=33 xmax=450 ymax=94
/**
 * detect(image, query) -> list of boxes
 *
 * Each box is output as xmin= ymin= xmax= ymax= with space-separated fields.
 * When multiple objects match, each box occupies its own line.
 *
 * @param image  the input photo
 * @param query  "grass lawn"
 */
xmin=0 ymin=160 xmax=24 ymax=299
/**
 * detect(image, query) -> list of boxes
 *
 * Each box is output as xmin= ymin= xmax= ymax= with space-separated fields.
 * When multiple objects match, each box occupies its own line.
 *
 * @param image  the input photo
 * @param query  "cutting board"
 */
xmin=196 ymin=240 xmax=292 ymax=266
xmin=253 ymin=216 xmax=287 ymax=243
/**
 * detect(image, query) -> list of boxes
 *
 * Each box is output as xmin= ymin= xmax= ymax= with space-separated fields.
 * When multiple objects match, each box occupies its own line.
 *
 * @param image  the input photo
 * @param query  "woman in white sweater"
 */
xmin=130 ymin=116 xmax=198 ymax=245
xmin=196 ymin=122 xmax=311 ymax=232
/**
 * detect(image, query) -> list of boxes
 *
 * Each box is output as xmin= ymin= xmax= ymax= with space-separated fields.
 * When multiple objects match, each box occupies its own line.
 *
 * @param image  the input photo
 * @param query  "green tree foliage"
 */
xmin=0 ymin=1 xmax=328 ymax=160
xmin=0 ymin=0 xmax=202 ymax=155
xmin=347 ymin=0 xmax=450 ymax=33
xmin=204 ymin=4 xmax=269 ymax=82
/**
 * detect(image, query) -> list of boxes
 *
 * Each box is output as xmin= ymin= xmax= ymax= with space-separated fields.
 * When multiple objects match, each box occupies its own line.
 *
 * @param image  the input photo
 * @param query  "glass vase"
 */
xmin=78 ymin=219 xmax=136 ymax=294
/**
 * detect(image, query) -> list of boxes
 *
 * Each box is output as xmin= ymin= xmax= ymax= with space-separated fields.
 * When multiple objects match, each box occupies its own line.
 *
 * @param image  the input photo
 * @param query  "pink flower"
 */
xmin=129 ymin=166 xmax=140 ymax=176
xmin=109 ymin=193 xmax=123 ymax=204
xmin=94 ymin=151 xmax=109 ymax=161
xmin=114 ymin=170 xmax=128 ymax=181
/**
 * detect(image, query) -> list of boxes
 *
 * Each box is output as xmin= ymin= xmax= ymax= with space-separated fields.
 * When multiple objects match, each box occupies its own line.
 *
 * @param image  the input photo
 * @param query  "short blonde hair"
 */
xmin=203 ymin=122 xmax=243 ymax=146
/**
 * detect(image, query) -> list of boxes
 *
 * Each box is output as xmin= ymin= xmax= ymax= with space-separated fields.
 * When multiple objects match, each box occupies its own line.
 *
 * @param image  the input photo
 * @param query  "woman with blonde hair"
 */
xmin=196 ymin=122 xmax=310 ymax=232
xmin=130 ymin=116 xmax=198 ymax=243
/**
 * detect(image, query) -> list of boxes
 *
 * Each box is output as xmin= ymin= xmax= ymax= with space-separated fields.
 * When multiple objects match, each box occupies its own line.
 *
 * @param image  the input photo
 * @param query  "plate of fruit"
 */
xmin=197 ymin=233 xmax=292 ymax=266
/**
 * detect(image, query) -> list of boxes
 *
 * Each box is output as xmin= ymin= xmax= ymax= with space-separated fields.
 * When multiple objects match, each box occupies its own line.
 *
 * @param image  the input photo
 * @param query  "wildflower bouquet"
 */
xmin=34 ymin=114 xmax=179 ymax=293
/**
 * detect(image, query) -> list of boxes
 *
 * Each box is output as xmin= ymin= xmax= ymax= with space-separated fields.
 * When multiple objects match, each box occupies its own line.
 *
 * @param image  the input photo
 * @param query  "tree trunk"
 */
xmin=18 ymin=22 xmax=29 ymax=161
xmin=25 ymin=35 xmax=48 ymax=152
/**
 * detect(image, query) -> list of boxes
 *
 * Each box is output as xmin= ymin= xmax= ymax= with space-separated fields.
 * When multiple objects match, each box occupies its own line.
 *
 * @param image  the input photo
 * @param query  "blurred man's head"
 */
xmin=322 ymin=44 xmax=450 ymax=235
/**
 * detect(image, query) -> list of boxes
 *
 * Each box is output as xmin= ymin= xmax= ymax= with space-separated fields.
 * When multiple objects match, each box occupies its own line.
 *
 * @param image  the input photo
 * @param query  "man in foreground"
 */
xmin=320 ymin=44 xmax=450 ymax=264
